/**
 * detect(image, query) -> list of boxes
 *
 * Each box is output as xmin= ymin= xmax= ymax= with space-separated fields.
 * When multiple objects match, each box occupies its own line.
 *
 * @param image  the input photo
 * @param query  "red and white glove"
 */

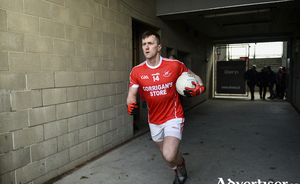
xmin=184 ymin=81 xmax=205 ymax=97
xmin=127 ymin=102 xmax=138 ymax=115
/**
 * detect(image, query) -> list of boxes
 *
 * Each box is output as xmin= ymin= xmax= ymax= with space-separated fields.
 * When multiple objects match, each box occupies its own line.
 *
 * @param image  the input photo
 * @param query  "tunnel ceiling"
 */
xmin=157 ymin=0 xmax=300 ymax=44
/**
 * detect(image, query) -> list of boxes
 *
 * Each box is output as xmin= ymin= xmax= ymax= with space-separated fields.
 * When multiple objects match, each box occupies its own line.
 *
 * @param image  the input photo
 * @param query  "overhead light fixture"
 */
xmin=204 ymin=8 xmax=270 ymax=18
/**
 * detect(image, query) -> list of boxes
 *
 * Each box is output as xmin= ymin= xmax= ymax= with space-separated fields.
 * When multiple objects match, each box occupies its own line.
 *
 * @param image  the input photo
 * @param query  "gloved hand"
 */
xmin=184 ymin=81 xmax=205 ymax=97
xmin=127 ymin=102 xmax=138 ymax=115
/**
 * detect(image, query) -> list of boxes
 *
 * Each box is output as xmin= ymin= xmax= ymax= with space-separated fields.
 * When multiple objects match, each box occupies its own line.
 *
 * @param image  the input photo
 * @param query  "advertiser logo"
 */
xmin=141 ymin=75 xmax=149 ymax=79
xmin=143 ymin=82 xmax=173 ymax=97
xmin=217 ymin=178 xmax=297 ymax=184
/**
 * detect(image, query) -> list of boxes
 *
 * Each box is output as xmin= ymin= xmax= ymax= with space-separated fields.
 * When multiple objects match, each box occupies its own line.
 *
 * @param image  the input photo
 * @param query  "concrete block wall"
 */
xmin=0 ymin=0 xmax=133 ymax=183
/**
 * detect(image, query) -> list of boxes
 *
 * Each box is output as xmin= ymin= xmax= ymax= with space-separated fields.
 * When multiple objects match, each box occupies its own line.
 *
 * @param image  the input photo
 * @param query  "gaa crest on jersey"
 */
xmin=163 ymin=70 xmax=171 ymax=77
xmin=152 ymin=73 xmax=160 ymax=82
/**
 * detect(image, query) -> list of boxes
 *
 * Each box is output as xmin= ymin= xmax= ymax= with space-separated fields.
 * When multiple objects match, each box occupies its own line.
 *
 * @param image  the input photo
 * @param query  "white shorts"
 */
xmin=149 ymin=118 xmax=184 ymax=142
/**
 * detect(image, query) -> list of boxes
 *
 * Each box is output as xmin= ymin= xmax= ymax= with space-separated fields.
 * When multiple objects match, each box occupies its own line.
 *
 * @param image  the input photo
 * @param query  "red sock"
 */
xmin=178 ymin=159 xmax=184 ymax=167
xmin=172 ymin=166 xmax=178 ymax=173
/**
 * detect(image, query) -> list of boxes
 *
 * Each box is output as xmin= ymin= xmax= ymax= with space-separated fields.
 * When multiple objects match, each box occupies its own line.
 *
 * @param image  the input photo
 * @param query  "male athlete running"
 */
xmin=127 ymin=31 xmax=205 ymax=184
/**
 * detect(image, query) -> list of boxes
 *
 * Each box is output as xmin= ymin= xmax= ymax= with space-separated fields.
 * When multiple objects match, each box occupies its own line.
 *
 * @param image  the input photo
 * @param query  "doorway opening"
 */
xmin=213 ymin=42 xmax=287 ymax=100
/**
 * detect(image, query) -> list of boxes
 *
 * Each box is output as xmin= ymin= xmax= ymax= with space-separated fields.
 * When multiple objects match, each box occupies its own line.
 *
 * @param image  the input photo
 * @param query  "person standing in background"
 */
xmin=266 ymin=66 xmax=276 ymax=99
xmin=244 ymin=65 xmax=259 ymax=100
xmin=257 ymin=67 xmax=269 ymax=100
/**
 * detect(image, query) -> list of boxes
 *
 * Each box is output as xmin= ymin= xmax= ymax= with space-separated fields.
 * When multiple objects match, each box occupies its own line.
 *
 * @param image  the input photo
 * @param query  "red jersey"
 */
xmin=129 ymin=57 xmax=188 ymax=125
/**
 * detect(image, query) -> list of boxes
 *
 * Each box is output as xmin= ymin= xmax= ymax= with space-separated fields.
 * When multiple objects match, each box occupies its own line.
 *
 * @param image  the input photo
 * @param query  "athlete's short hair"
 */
xmin=142 ymin=31 xmax=161 ymax=45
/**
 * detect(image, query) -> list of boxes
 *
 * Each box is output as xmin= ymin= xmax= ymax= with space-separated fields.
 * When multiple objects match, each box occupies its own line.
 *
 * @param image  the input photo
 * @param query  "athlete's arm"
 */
xmin=127 ymin=87 xmax=139 ymax=115
xmin=127 ymin=87 xmax=139 ymax=105
xmin=187 ymin=69 xmax=203 ymax=85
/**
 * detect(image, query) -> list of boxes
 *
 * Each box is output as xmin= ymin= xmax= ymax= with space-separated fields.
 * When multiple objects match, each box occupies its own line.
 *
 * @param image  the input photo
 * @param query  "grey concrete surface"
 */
xmin=53 ymin=98 xmax=300 ymax=184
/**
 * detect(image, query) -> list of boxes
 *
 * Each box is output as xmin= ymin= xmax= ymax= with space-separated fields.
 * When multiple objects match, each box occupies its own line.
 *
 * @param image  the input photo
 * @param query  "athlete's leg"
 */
xmin=154 ymin=136 xmax=182 ymax=167
xmin=149 ymin=118 xmax=185 ymax=168
xmin=152 ymin=119 xmax=187 ymax=183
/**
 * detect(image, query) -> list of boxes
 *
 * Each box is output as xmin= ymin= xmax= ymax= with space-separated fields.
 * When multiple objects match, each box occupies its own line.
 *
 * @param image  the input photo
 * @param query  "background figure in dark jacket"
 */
xmin=275 ymin=66 xmax=282 ymax=98
xmin=244 ymin=65 xmax=259 ymax=100
xmin=257 ymin=67 xmax=269 ymax=100
xmin=267 ymin=66 xmax=276 ymax=99
xmin=279 ymin=67 xmax=287 ymax=99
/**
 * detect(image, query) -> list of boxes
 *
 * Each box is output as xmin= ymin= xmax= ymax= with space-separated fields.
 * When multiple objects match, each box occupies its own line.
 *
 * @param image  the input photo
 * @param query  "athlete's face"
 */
xmin=142 ymin=35 xmax=162 ymax=59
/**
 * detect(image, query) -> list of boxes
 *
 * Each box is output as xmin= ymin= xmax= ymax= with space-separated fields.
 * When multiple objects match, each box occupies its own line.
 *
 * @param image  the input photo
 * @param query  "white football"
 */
xmin=176 ymin=74 xmax=198 ymax=96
